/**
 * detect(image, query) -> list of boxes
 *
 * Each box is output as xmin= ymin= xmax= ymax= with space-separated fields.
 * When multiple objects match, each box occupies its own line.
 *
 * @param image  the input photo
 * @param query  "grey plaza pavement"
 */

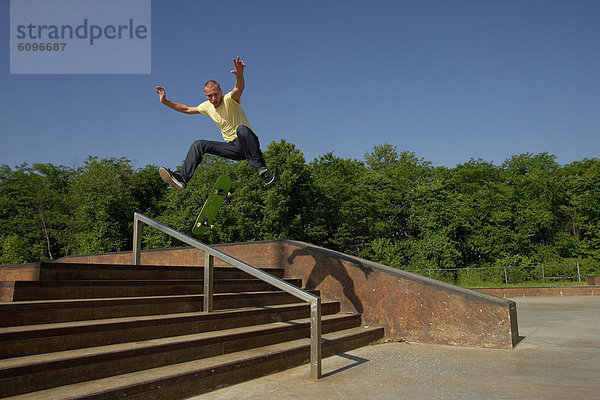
xmin=193 ymin=296 xmax=600 ymax=400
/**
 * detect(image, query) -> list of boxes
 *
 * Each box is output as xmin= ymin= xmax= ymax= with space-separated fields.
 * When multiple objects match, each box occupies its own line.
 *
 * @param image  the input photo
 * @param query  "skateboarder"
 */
xmin=156 ymin=56 xmax=274 ymax=191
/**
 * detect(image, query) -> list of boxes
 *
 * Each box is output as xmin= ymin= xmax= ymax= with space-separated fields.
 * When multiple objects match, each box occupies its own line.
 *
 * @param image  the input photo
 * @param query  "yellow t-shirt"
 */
xmin=197 ymin=92 xmax=254 ymax=142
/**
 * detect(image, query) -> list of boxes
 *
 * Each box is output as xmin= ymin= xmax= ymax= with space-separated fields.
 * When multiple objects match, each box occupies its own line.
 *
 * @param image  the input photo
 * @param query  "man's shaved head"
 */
xmin=204 ymin=80 xmax=221 ymax=90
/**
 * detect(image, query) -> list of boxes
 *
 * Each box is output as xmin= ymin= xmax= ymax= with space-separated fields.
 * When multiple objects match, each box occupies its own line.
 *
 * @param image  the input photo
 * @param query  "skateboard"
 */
xmin=192 ymin=175 xmax=232 ymax=235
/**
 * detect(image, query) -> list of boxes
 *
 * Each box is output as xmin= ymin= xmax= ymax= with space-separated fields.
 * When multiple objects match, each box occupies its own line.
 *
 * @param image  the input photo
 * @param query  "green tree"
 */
xmin=444 ymin=158 xmax=512 ymax=267
xmin=502 ymin=153 xmax=566 ymax=262
xmin=260 ymin=140 xmax=314 ymax=240
xmin=406 ymin=166 xmax=464 ymax=270
xmin=310 ymin=152 xmax=383 ymax=255
xmin=0 ymin=163 xmax=72 ymax=262
xmin=131 ymin=164 xmax=169 ymax=218
xmin=364 ymin=145 xmax=433 ymax=254
xmin=562 ymin=158 xmax=600 ymax=258
xmin=66 ymin=157 xmax=137 ymax=255
xmin=0 ymin=235 xmax=30 ymax=264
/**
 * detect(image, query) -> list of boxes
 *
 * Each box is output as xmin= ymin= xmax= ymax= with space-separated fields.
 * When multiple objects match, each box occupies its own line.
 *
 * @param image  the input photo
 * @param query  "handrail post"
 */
xmin=133 ymin=213 xmax=142 ymax=265
xmin=204 ymin=251 xmax=214 ymax=312
xmin=310 ymin=297 xmax=322 ymax=379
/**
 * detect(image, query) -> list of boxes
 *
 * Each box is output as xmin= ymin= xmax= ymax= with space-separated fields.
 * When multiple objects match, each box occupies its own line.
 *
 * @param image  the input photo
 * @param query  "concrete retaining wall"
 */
xmin=0 ymin=263 xmax=41 ymax=301
xmin=58 ymin=240 xmax=518 ymax=348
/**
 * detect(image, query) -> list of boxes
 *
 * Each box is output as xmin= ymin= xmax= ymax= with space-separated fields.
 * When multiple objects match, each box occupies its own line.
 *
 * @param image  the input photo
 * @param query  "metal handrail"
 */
xmin=132 ymin=212 xmax=322 ymax=379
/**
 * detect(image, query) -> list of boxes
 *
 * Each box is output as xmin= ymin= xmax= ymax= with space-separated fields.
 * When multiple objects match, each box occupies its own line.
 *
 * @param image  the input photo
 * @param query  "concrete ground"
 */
xmin=192 ymin=296 xmax=600 ymax=400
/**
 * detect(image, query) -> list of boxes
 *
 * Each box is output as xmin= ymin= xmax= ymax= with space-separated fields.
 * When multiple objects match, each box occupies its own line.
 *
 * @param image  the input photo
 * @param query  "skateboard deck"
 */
xmin=192 ymin=175 xmax=232 ymax=235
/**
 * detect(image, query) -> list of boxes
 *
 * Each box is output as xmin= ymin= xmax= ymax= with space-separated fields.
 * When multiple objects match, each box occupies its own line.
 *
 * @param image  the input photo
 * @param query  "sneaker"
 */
xmin=159 ymin=167 xmax=185 ymax=191
xmin=259 ymin=168 xmax=275 ymax=186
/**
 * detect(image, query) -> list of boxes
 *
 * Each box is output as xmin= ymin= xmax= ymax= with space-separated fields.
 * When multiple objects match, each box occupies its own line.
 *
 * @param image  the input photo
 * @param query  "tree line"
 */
xmin=1 ymin=141 xmax=599 ymax=283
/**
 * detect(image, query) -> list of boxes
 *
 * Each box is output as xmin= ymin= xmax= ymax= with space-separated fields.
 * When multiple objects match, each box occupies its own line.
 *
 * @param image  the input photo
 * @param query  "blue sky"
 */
xmin=1 ymin=0 xmax=599 ymax=170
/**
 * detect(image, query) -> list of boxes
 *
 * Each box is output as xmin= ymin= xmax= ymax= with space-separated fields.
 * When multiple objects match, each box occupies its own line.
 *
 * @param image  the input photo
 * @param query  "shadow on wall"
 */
xmin=287 ymin=248 xmax=374 ymax=314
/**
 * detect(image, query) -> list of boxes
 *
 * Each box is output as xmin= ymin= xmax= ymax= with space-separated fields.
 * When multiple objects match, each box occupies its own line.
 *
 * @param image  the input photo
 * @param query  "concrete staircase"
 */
xmin=0 ymin=262 xmax=384 ymax=399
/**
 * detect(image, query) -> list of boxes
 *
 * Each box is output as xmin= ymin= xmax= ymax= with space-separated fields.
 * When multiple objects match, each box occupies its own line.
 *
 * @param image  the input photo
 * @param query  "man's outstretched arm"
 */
xmin=155 ymin=86 xmax=200 ymax=114
xmin=230 ymin=56 xmax=245 ymax=103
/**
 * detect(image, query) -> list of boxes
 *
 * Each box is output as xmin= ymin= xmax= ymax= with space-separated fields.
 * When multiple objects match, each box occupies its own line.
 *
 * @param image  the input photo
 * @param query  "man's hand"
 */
xmin=155 ymin=86 xmax=166 ymax=104
xmin=230 ymin=56 xmax=246 ymax=77
xmin=230 ymin=57 xmax=246 ymax=103
xmin=155 ymin=85 xmax=199 ymax=114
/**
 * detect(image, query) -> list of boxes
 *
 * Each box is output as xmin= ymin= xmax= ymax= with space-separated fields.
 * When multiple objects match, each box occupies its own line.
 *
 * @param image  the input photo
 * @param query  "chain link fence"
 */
xmin=410 ymin=263 xmax=586 ymax=287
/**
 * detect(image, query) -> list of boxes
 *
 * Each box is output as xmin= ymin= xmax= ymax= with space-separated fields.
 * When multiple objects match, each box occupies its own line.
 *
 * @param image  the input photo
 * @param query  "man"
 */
xmin=155 ymin=56 xmax=274 ymax=190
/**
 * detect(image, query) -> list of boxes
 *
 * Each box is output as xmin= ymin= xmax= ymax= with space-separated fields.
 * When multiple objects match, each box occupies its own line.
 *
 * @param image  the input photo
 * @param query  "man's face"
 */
xmin=205 ymin=85 xmax=223 ymax=108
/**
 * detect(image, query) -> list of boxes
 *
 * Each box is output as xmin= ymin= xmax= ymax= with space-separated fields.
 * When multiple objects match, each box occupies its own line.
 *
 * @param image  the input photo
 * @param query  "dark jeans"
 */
xmin=179 ymin=125 xmax=267 ymax=182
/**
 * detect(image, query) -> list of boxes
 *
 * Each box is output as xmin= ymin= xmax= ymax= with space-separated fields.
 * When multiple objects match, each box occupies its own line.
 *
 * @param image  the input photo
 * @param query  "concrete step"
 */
xmin=0 ymin=302 xmax=342 ymax=358
xmin=0 ymin=314 xmax=366 ymax=397
xmin=10 ymin=278 xmax=303 ymax=300
xmin=2 ymin=326 xmax=384 ymax=400
xmin=0 ymin=290 xmax=321 ymax=327
xmin=37 ymin=262 xmax=285 ymax=281
xmin=1 ymin=259 xmax=384 ymax=398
